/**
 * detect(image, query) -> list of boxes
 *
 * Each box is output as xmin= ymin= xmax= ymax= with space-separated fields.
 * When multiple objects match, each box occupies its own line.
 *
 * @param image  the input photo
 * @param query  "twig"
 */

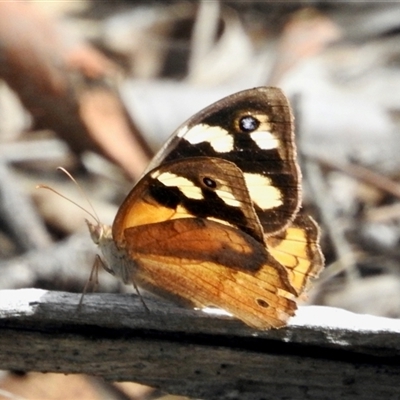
xmin=0 ymin=289 xmax=400 ymax=400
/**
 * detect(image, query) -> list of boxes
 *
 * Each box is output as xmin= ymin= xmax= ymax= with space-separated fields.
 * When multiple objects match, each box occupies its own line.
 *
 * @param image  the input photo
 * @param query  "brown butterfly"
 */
xmin=86 ymin=87 xmax=324 ymax=329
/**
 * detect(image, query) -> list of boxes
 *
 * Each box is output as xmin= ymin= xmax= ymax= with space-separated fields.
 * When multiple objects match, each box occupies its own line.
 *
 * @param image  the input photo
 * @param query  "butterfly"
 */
xmin=86 ymin=86 xmax=324 ymax=329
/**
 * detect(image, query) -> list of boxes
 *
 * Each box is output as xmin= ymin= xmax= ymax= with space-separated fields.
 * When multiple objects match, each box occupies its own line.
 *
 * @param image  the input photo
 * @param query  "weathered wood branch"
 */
xmin=0 ymin=288 xmax=399 ymax=400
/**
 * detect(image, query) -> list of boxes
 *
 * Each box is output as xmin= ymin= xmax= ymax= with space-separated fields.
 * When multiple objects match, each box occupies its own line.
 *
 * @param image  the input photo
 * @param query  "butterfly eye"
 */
xmin=203 ymin=177 xmax=217 ymax=189
xmin=239 ymin=116 xmax=260 ymax=132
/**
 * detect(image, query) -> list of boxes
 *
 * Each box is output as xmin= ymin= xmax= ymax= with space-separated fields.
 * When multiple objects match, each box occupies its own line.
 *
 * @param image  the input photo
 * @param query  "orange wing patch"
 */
xmin=266 ymin=214 xmax=324 ymax=296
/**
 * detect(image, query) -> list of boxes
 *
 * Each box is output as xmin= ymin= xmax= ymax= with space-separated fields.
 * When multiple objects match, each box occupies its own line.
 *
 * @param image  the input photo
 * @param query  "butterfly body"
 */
xmin=86 ymin=221 xmax=135 ymax=284
xmin=89 ymin=87 xmax=323 ymax=329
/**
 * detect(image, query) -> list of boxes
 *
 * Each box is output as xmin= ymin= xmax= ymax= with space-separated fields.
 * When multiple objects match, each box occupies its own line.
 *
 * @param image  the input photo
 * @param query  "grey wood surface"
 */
xmin=0 ymin=288 xmax=399 ymax=400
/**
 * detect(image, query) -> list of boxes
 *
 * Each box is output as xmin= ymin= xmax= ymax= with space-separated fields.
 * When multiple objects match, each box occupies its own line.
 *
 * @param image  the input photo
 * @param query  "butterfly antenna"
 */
xmin=37 ymin=183 xmax=99 ymax=223
xmin=59 ymin=167 xmax=102 ymax=223
xmin=37 ymin=167 xmax=101 ymax=224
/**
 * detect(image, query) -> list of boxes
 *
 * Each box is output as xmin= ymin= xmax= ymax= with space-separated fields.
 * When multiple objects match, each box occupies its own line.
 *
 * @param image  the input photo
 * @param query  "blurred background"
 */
xmin=1 ymin=0 xmax=400 ymax=398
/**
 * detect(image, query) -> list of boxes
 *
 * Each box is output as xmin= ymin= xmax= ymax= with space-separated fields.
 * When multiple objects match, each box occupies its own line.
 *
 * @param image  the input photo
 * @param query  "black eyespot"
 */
xmin=256 ymin=299 xmax=269 ymax=308
xmin=239 ymin=116 xmax=260 ymax=132
xmin=203 ymin=177 xmax=217 ymax=189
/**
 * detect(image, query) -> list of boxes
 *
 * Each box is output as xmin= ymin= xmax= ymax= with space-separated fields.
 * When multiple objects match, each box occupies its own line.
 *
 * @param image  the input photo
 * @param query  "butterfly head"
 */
xmin=85 ymin=219 xmax=112 ymax=246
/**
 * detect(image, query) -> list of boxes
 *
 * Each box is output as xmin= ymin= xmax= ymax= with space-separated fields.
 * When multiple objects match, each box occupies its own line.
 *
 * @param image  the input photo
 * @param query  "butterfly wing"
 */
xmin=112 ymin=157 xmax=299 ymax=328
xmin=147 ymin=87 xmax=299 ymax=236
xmin=123 ymin=218 xmax=297 ymax=329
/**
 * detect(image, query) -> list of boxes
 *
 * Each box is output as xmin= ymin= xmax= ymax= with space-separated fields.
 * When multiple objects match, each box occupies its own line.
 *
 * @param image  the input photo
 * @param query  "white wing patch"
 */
xmin=250 ymin=130 xmax=278 ymax=150
xmin=215 ymin=186 xmax=242 ymax=208
xmin=244 ymin=173 xmax=282 ymax=209
xmin=153 ymin=171 xmax=204 ymax=200
xmin=179 ymin=124 xmax=234 ymax=153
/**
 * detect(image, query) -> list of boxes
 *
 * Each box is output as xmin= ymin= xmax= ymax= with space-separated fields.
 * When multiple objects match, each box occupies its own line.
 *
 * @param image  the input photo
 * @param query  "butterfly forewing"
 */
xmin=148 ymin=87 xmax=300 ymax=236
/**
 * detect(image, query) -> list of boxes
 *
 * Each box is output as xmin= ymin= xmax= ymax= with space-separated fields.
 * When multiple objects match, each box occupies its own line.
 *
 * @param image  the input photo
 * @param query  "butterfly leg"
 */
xmin=132 ymin=279 xmax=150 ymax=314
xmin=78 ymin=255 xmax=101 ymax=307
